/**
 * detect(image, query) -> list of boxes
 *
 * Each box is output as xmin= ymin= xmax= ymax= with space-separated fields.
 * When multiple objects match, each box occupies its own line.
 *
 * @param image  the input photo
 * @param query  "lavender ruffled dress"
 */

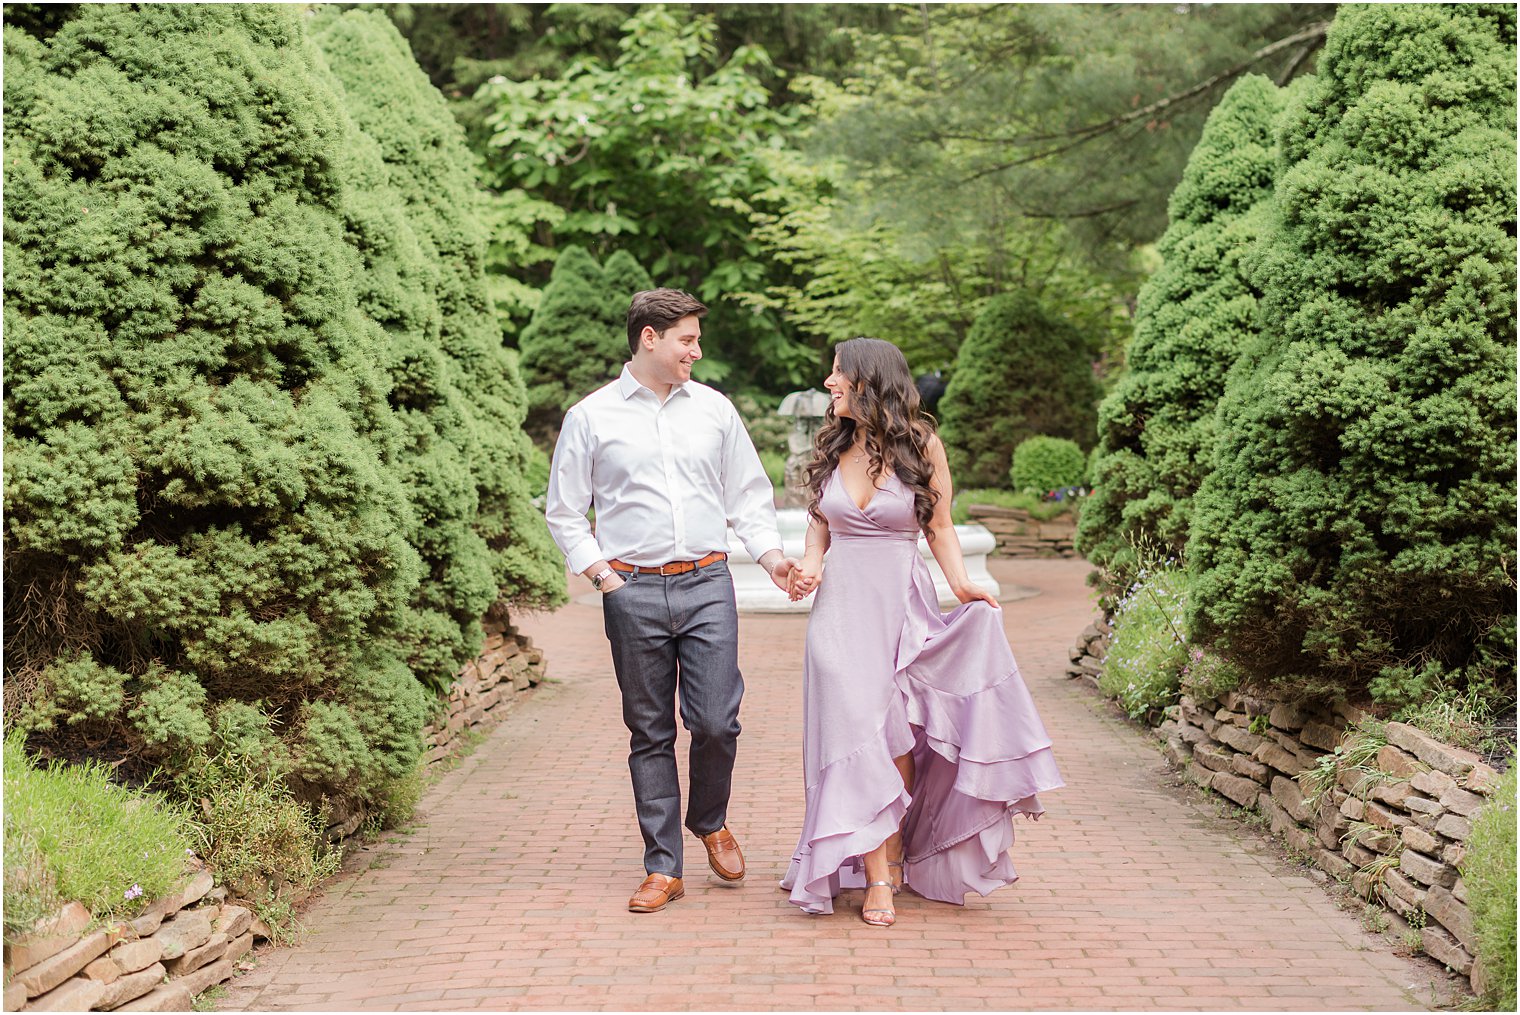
xmin=780 ymin=468 xmax=1064 ymax=914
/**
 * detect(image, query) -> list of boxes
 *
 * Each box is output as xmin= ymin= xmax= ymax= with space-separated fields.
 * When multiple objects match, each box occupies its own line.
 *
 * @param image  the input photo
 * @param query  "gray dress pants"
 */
xmin=600 ymin=560 xmax=743 ymax=877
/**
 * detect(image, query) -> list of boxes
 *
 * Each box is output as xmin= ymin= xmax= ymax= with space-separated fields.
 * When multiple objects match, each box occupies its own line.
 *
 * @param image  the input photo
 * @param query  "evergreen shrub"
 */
xmin=1010 ymin=436 xmax=1086 ymax=496
xmin=313 ymin=8 xmax=564 ymax=685
xmin=3 ymin=6 xmax=561 ymax=822
xmin=1078 ymin=75 xmax=1286 ymax=573
xmin=519 ymin=245 xmax=652 ymax=437
xmin=1462 ymin=767 xmax=1517 ymax=1010
xmin=939 ymin=292 xmax=1099 ymax=488
xmin=1186 ymin=4 xmax=1517 ymax=707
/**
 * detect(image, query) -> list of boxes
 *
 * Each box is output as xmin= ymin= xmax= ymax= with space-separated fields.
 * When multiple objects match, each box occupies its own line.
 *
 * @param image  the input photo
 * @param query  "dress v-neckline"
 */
xmin=837 ymin=463 xmax=891 ymax=514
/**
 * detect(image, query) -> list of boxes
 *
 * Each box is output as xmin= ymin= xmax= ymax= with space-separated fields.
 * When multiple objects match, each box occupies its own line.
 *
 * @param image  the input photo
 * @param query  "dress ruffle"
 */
xmin=781 ymin=553 xmax=1063 ymax=915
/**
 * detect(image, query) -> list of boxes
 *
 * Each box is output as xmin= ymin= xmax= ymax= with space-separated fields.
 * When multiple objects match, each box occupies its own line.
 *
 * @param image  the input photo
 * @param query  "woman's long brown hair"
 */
xmin=805 ymin=338 xmax=941 ymax=538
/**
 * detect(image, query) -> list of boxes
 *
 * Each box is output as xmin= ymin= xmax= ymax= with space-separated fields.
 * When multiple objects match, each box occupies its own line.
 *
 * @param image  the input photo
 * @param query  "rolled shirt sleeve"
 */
xmin=720 ymin=400 xmax=782 ymax=563
xmin=544 ymin=406 xmax=606 ymax=576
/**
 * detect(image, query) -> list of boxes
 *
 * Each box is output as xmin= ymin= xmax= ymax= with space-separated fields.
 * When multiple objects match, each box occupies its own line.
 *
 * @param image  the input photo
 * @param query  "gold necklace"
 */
xmin=848 ymin=441 xmax=868 ymax=463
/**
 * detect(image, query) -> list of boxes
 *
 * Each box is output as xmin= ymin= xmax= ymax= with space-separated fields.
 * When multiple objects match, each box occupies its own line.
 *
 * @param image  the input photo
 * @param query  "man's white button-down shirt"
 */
xmin=545 ymin=365 xmax=781 ymax=575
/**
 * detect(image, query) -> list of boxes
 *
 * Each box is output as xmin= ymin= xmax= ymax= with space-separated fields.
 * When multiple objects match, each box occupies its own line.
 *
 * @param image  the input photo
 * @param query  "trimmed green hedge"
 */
xmin=1186 ymin=4 xmax=1517 ymax=706
xmin=1010 ymin=436 xmax=1086 ymax=497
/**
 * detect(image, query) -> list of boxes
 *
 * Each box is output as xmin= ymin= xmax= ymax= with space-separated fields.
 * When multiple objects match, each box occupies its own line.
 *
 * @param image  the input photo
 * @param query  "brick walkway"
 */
xmin=220 ymin=558 xmax=1439 ymax=1012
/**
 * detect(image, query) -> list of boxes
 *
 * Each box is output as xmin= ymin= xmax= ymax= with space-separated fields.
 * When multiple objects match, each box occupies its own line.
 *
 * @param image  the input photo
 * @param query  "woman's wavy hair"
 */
xmin=805 ymin=338 xmax=941 ymax=538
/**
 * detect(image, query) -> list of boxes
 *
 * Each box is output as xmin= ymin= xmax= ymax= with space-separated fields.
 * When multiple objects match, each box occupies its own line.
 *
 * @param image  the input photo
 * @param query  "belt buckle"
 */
xmin=659 ymin=561 xmax=685 ymax=576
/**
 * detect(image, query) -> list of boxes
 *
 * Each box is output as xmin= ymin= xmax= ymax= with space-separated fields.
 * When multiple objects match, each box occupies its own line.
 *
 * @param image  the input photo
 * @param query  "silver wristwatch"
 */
xmin=590 ymin=567 xmax=616 ymax=591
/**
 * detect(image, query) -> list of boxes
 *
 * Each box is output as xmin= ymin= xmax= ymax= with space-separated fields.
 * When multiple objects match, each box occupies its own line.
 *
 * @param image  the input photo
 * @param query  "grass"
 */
xmin=1098 ymin=564 xmax=1189 ymax=722
xmin=174 ymin=751 xmax=340 ymax=943
xmin=1397 ymin=690 xmax=1509 ymax=758
xmin=952 ymin=487 xmax=1078 ymax=524
xmin=1462 ymin=766 xmax=1516 ymax=1011
xmin=3 ymin=732 xmax=197 ymax=935
xmin=1298 ymin=717 xmax=1388 ymax=805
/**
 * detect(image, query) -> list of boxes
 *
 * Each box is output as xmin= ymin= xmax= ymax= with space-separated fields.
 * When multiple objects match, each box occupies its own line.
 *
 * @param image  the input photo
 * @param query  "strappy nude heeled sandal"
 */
xmin=861 ymin=881 xmax=896 ymax=927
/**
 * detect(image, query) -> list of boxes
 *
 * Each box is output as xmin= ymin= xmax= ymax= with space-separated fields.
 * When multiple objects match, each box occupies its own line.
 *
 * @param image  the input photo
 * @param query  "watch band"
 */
xmin=590 ymin=567 xmax=616 ymax=590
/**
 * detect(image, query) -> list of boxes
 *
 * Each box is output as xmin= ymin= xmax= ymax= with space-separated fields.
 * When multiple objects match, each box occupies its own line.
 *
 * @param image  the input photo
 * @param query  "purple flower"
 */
xmin=124 ymin=884 xmax=143 ymax=901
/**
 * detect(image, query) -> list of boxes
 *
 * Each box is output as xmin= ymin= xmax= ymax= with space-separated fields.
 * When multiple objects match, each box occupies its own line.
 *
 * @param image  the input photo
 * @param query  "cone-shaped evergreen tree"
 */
xmin=1077 ymin=75 xmax=1287 ymax=573
xmin=1187 ymin=4 xmax=1517 ymax=705
xmin=313 ymin=8 xmax=564 ymax=690
xmin=602 ymin=249 xmax=655 ymax=340
xmin=938 ymin=292 xmax=1099 ymax=488
xmin=517 ymin=246 xmax=620 ymax=435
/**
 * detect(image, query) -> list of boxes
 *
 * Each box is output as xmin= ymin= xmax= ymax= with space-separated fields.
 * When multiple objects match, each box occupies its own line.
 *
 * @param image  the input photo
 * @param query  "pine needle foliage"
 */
xmin=1186 ymin=4 xmax=1517 ymax=706
xmin=1077 ymin=75 xmax=1288 ymax=574
xmin=938 ymin=292 xmax=1100 ymax=489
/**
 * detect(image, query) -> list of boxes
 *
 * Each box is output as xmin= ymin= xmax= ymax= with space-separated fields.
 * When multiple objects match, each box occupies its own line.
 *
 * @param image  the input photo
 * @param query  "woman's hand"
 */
xmin=953 ymin=581 xmax=999 ymax=609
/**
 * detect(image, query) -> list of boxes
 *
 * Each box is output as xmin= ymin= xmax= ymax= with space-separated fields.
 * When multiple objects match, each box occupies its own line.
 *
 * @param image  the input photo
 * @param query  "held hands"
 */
xmin=787 ymin=559 xmax=822 ymax=602
xmin=767 ymin=556 xmax=803 ymax=594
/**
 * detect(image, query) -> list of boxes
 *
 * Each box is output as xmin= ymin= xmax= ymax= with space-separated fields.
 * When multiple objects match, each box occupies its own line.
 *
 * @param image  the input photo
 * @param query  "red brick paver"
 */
xmin=220 ymin=558 xmax=1438 ymax=1011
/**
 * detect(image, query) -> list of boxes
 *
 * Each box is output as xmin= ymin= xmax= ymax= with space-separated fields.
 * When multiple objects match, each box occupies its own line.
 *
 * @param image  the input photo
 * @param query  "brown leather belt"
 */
xmin=608 ymin=551 xmax=727 ymax=576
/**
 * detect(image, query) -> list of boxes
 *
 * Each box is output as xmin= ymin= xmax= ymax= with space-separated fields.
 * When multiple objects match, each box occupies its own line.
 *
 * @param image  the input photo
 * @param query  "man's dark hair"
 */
xmin=626 ymin=289 xmax=708 ymax=356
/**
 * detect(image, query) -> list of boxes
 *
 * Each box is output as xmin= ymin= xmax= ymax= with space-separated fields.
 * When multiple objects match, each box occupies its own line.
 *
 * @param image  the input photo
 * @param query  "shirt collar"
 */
xmin=618 ymin=363 xmax=691 ymax=401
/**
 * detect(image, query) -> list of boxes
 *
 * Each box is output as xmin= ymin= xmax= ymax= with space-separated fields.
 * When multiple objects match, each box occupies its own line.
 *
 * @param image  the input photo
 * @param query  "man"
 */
xmin=545 ymin=288 xmax=797 ymax=913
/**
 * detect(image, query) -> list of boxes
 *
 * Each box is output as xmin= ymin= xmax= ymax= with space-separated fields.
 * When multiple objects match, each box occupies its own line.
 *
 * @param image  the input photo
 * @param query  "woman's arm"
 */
xmin=790 ymin=512 xmax=830 ymax=600
xmin=924 ymin=435 xmax=999 ymax=608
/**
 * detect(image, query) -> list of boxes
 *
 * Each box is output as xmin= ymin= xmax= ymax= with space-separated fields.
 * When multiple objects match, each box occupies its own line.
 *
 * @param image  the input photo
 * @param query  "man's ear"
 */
xmin=640 ymin=325 xmax=659 ymax=352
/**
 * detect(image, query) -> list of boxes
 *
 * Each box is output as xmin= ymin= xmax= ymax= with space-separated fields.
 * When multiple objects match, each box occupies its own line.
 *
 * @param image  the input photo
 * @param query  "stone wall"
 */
xmin=4 ymin=617 xmax=549 ymax=1011
xmin=1068 ymin=625 xmax=1505 ymax=996
xmin=1158 ymin=691 xmax=1502 ymax=990
xmin=965 ymin=504 xmax=1079 ymax=558
xmin=4 ymin=870 xmax=253 ymax=1012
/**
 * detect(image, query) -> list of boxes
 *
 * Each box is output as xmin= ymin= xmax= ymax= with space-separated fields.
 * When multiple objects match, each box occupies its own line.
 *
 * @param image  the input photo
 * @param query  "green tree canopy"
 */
xmin=478 ymin=7 xmax=816 ymax=390
xmin=1186 ymin=4 xmax=1517 ymax=707
xmin=938 ymin=292 xmax=1100 ymax=489
xmin=1077 ymin=74 xmax=1288 ymax=573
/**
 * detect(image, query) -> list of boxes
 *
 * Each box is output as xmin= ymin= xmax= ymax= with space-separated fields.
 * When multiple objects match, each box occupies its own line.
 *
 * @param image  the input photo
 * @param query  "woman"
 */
xmin=779 ymin=338 xmax=1063 ymax=927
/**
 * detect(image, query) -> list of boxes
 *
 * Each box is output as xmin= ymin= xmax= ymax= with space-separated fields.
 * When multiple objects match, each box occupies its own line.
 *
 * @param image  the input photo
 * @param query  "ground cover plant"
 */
xmin=1462 ymin=767 xmax=1517 ymax=1010
xmin=1099 ymin=561 xmax=1190 ymax=721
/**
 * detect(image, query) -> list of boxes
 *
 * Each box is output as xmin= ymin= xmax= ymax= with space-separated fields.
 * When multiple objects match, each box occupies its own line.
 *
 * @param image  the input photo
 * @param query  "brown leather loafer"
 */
xmin=698 ymin=826 xmax=745 ymax=881
xmin=628 ymin=873 xmax=684 ymax=913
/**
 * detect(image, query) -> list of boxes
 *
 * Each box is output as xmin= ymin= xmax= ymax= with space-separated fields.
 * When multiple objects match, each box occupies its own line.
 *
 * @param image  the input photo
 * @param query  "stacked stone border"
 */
xmin=965 ymin=503 xmax=1078 ymax=558
xmin=3 ymin=618 xmax=548 ymax=1012
xmin=1068 ymin=626 xmax=1504 ymax=998
xmin=4 ymin=871 xmax=251 ymax=1013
